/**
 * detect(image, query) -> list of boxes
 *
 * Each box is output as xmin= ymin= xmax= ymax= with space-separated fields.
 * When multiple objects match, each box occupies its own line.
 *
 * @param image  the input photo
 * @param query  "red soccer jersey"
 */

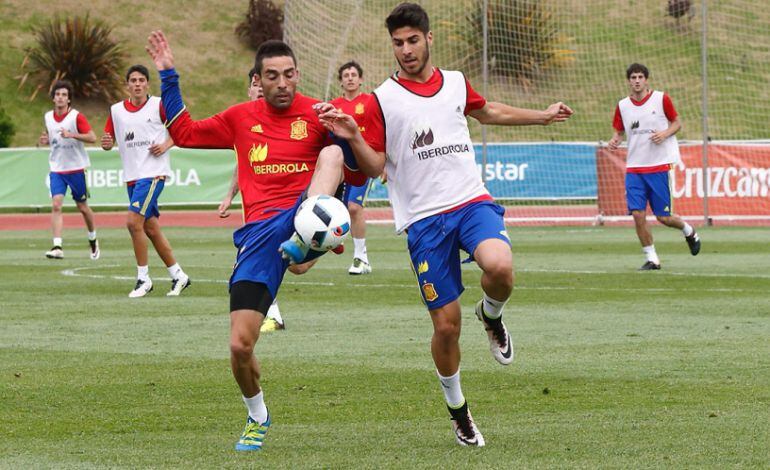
xmin=364 ymin=68 xmax=487 ymax=152
xmin=329 ymin=93 xmax=371 ymax=135
xmin=166 ymin=93 xmax=364 ymax=223
xmin=104 ymin=98 xmax=167 ymax=135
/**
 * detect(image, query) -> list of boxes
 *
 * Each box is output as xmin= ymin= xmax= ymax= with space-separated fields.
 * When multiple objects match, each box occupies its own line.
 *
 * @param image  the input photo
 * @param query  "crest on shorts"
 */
xmin=290 ymin=119 xmax=308 ymax=140
xmin=355 ymin=103 xmax=365 ymax=115
xmin=422 ymin=282 xmax=438 ymax=302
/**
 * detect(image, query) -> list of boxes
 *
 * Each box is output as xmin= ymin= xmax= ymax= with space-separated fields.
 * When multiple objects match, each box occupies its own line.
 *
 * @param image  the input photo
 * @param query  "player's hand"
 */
xmin=38 ymin=131 xmax=49 ymax=147
xmin=650 ymin=130 xmax=667 ymax=145
xmin=608 ymin=136 xmax=621 ymax=150
xmin=218 ymin=197 xmax=232 ymax=218
xmin=60 ymin=128 xmax=73 ymax=139
xmin=101 ymin=133 xmax=114 ymax=150
xmin=543 ymin=102 xmax=574 ymax=125
xmin=146 ymin=30 xmax=175 ymax=71
xmin=314 ymin=104 xmax=359 ymax=139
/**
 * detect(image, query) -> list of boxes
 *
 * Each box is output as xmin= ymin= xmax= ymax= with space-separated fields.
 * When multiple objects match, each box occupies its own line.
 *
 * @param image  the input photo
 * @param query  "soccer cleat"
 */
xmin=685 ymin=231 xmax=701 ymax=256
xmin=45 ymin=246 xmax=63 ymax=259
xmin=166 ymin=274 xmax=191 ymax=296
xmin=235 ymin=413 xmax=271 ymax=451
xmin=128 ymin=278 xmax=153 ymax=298
xmin=260 ymin=317 xmax=285 ymax=332
xmin=89 ymin=239 xmax=100 ymax=260
xmin=638 ymin=261 xmax=661 ymax=271
xmin=475 ymin=300 xmax=513 ymax=365
xmin=348 ymin=257 xmax=372 ymax=275
xmin=448 ymin=401 xmax=485 ymax=447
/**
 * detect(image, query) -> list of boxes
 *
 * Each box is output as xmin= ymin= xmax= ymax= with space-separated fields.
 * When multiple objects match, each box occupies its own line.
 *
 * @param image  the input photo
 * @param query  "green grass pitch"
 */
xmin=1 ymin=225 xmax=768 ymax=468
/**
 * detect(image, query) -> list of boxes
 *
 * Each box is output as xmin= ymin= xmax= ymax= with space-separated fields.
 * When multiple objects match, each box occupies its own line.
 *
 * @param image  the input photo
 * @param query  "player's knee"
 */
xmin=230 ymin=335 xmax=255 ymax=362
xmin=51 ymin=199 xmax=63 ymax=212
xmin=348 ymin=202 xmax=362 ymax=217
xmin=76 ymin=202 xmax=90 ymax=214
xmin=143 ymin=225 xmax=159 ymax=238
xmin=318 ymin=145 xmax=343 ymax=173
xmin=433 ymin=317 xmax=461 ymax=342
xmin=126 ymin=218 xmax=143 ymax=234
xmin=656 ymin=215 xmax=672 ymax=225
xmin=483 ymin=256 xmax=513 ymax=290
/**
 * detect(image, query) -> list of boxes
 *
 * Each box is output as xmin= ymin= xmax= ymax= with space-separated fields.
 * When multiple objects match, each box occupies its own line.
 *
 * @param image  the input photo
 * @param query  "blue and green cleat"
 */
xmin=235 ymin=413 xmax=271 ymax=451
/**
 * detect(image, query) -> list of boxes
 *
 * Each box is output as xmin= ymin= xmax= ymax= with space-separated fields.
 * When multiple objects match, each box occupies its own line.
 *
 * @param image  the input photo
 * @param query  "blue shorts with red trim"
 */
xmin=49 ymin=171 xmax=88 ymax=201
xmin=406 ymin=201 xmax=510 ymax=310
xmin=625 ymin=171 xmax=672 ymax=216
xmin=229 ymin=197 xmax=304 ymax=299
xmin=343 ymin=178 xmax=373 ymax=207
xmin=127 ymin=177 xmax=165 ymax=219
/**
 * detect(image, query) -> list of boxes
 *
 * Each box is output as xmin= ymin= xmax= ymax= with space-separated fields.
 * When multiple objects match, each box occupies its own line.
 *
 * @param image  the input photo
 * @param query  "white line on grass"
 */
xmin=60 ymin=266 xmax=762 ymax=293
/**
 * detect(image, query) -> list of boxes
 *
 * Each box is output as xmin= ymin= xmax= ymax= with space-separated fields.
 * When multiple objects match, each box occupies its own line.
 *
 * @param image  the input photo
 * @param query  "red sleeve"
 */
xmin=464 ymin=78 xmax=487 ymax=115
xmin=76 ymin=113 xmax=92 ymax=134
xmin=159 ymin=102 xmax=167 ymax=122
xmin=363 ymin=94 xmax=386 ymax=153
xmin=104 ymin=115 xmax=114 ymax=136
xmin=612 ymin=105 xmax=624 ymax=132
xmin=167 ymin=109 xmax=235 ymax=149
xmin=662 ymin=93 xmax=678 ymax=121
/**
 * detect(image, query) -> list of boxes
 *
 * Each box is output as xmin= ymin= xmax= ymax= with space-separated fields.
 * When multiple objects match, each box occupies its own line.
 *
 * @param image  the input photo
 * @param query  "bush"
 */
xmin=19 ymin=15 xmax=126 ymax=102
xmin=0 ymin=101 xmax=15 ymax=148
xmin=235 ymin=0 xmax=284 ymax=50
xmin=469 ymin=0 xmax=574 ymax=91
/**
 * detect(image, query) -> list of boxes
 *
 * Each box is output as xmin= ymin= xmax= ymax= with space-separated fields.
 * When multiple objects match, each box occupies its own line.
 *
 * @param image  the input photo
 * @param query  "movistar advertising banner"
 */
xmin=0 ymin=143 xmax=597 ymax=207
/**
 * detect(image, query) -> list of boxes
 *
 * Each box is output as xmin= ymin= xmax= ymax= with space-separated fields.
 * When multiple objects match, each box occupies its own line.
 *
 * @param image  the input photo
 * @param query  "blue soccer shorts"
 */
xmin=406 ymin=201 xmax=510 ymax=310
xmin=127 ymin=177 xmax=165 ymax=219
xmin=625 ymin=169 xmax=673 ymax=216
xmin=343 ymin=178 xmax=373 ymax=207
xmin=229 ymin=197 xmax=304 ymax=300
xmin=49 ymin=170 xmax=89 ymax=202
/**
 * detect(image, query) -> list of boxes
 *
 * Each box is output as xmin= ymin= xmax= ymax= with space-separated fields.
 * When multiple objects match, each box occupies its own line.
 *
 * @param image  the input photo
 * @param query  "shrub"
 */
xmin=19 ymin=15 xmax=126 ymax=102
xmin=468 ymin=0 xmax=574 ymax=91
xmin=235 ymin=0 xmax=284 ymax=50
xmin=0 ymin=101 xmax=15 ymax=148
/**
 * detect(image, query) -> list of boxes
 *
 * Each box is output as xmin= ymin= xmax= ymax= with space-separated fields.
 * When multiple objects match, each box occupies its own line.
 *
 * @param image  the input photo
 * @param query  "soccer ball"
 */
xmin=294 ymin=195 xmax=350 ymax=251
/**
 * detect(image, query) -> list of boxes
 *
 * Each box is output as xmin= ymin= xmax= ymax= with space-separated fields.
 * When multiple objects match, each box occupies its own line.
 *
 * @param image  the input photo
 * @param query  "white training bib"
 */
xmin=374 ymin=70 xmax=488 ymax=232
xmin=110 ymin=96 xmax=172 ymax=182
xmin=45 ymin=109 xmax=90 ymax=172
xmin=618 ymin=90 xmax=680 ymax=168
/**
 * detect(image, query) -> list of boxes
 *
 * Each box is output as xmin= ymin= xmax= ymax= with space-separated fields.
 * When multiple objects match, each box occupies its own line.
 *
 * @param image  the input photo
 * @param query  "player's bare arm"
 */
xmin=146 ymin=30 xmax=175 ymax=71
xmin=60 ymin=128 xmax=97 ymax=144
xmin=315 ymin=103 xmax=385 ymax=177
xmin=469 ymin=101 xmax=573 ymax=126
xmin=100 ymin=133 xmax=114 ymax=150
xmin=608 ymin=130 xmax=624 ymax=150
xmin=650 ymin=117 xmax=681 ymax=145
xmin=218 ymin=166 xmax=239 ymax=218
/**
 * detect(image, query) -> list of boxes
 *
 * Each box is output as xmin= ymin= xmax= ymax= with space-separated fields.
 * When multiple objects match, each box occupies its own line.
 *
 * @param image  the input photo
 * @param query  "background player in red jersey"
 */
xmin=608 ymin=63 xmax=700 ymax=270
xmin=37 ymin=80 xmax=100 ymax=260
xmin=146 ymin=30 xmax=364 ymax=451
xmin=330 ymin=61 xmax=375 ymax=275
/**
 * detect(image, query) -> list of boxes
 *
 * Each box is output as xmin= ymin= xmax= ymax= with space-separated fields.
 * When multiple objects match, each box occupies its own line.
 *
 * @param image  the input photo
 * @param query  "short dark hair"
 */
xmin=386 ymin=2 xmax=430 ymax=35
xmin=126 ymin=64 xmax=150 ymax=82
xmin=50 ymin=80 xmax=73 ymax=100
xmin=248 ymin=67 xmax=258 ymax=81
xmin=626 ymin=63 xmax=649 ymax=79
xmin=254 ymin=40 xmax=297 ymax=75
xmin=337 ymin=61 xmax=363 ymax=81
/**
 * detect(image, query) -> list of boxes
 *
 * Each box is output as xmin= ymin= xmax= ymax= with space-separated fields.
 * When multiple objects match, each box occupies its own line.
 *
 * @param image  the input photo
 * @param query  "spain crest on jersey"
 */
xmin=290 ymin=119 xmax=308 ymax=140
xmin=422 ymin=282 xmax=438 ymax=302
xmin=355 ymin=102 xmax=365 ymax=115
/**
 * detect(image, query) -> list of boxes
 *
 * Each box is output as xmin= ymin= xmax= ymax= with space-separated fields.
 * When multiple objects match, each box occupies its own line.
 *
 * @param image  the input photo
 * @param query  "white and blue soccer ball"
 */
xmin=294 ymin=195 xmax=350 ymax=251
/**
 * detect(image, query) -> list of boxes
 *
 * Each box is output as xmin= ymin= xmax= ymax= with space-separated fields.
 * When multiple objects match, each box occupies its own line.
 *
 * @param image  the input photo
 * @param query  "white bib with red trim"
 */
xmin=45 ymin=109 xmax=90 ymax=172
xmin=110 ymin=96 xmax=172 ymax=182
xmin=618 ymin=90 xmax=680 ymax=168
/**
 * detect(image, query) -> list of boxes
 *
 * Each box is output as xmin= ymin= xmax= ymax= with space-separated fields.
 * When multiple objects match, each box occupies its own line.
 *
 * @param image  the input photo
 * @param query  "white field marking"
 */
xmin=60 ymin=266 xmax=761 ymax=293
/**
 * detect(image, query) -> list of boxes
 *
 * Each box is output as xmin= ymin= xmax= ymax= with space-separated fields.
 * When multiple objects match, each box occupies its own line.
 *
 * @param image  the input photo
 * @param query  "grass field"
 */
xmin=1 ymin=224 xmax=768 ymax=468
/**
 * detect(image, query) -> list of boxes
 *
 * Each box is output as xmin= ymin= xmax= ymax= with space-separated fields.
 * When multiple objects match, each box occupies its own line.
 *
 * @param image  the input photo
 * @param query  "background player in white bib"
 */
xmin=37 ymin=80 xmax=100 ymax=260
xmin=608 ymin=63 xmax=701 ymax=270
xmin=102 ymin=65 xmax=190 ymax=298
xmin=318 ymin=2 xmax=573 ymax=447
xmin=330 ymin=61 xmax=375 ymax=275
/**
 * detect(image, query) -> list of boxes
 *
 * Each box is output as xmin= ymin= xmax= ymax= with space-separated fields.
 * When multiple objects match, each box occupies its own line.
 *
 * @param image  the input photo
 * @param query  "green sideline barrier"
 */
xmin=0 ymin=147 xmax=237 ymax=208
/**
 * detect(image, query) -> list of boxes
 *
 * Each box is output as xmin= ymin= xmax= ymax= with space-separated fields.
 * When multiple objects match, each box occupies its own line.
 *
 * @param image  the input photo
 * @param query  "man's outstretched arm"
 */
xmin=469 ymin=101 xmax=574 ymax=126
xmin=146 ymin=30 xmax=233 ymax=149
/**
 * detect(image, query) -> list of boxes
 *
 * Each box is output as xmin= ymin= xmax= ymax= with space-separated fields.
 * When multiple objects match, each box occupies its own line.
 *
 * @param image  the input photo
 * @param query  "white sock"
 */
xmin=53 ymin=237 xmax=62 ymax=247
xmin=681 ymin=223 xmax=694 ymax=237
xmin=437 ymin=369 xmax=465 ymax=408
xmin=353 ymin=238 xmax=368 ymax=263
xmin=482 ymin=292 xmax=507 ymax=319
xmin=243 ymin=391 xmax=268 ymax=423
xmin=642 ymin=245 xmax=660 ymax=265
xmin=137 ymin=265 xmax=149 ymax=281
xmin=167 ymin=263 xmax=184 ymax=280
xmin=87 ymin=231 xmax=97 ymax=241
xmin=266 ymin=300 xmax=282 ymax=323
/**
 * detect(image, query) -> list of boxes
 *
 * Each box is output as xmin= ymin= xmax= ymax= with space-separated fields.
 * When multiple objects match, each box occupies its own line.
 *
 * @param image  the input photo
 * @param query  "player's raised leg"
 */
xmin=473 ymin=237 xmax=514 ymax=365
